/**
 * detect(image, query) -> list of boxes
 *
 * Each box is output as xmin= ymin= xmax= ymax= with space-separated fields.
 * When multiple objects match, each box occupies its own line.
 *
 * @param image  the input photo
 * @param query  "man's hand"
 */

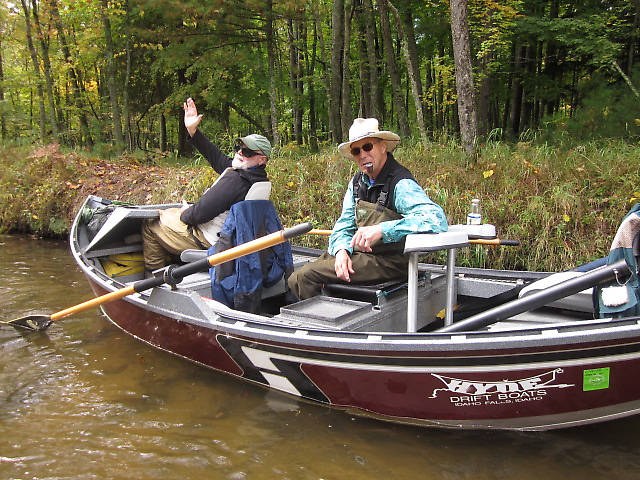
xmin=334 ymin=249 xmax=355 ymax=282
xmin=350 ymin=225 xmax=383 ymax=252
xmin=183 ymin=97 xmax=202 ymax=137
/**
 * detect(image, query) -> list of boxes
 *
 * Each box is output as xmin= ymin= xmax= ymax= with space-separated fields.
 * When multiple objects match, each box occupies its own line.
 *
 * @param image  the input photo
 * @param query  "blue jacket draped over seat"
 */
xmin=209 ymin=200 xmax=293 ymax=312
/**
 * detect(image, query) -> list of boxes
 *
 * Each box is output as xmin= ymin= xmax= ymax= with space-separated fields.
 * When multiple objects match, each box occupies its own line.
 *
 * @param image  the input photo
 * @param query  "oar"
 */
xmin=4 ymin=222 xmax=313 ymax=332
xmin=308 ymin=228 xmax=519 ymax=246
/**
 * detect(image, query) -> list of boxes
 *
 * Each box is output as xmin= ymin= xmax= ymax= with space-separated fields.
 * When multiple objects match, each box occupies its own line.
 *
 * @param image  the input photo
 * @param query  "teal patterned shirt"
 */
xmin=328 ymin=178 xmax=448 ymax=255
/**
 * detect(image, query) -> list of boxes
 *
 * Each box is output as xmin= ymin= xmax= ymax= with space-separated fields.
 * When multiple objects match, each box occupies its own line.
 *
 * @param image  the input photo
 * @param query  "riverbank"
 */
xmin=1 ymin=140 xmax=638 ymax=271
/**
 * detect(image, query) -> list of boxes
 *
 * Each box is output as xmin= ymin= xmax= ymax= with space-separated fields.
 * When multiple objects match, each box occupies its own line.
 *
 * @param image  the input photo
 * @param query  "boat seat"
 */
xmin=518 ymin=270 xmax=595 ymax=313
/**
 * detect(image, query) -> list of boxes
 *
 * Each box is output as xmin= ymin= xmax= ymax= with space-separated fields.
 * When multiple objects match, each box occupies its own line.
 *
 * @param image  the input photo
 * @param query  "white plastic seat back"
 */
xmin=244 ymin=181 xmax=271 ymax=200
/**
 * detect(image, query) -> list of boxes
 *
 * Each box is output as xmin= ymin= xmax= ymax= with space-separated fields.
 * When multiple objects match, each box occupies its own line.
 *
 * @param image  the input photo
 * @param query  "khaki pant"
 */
xmin=287 ymin=252 xmax=408 ymax=300
xmin=142 ymin=208 xmax=210 ymax=271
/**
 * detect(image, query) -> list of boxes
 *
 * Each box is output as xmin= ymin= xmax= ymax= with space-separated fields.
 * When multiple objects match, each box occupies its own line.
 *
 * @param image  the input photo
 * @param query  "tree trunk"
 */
xmin=265 ymin=0 xmax=280 ymax=146
xmin=50 ymin=0 xmax=93 ymax=147
xmin=308 ymin=12 xmax=320 ymax=152
xmin=317 ymin=13 xmax=332 ymax=140
xmin=627 ymin=0 xmax=640 ymax=73
xmin=123 ymin=35 xmax=132 ymax=151
xmin=160 ymin=113 xmax=167 ymax=152
xmin=341 ymin=1 xmax=353 ymax=138
xmin=357 ymin=10 xmax=371 ymax=118
xmin=379 ymin=0 xmax=409 ymax=137
xmin=0 ymin=39 xmax=5 ymax=139
xmin=509 ymin=44 xmax=524 ymax=137
xmin=388 ymin=1 xmax=427 ymax=144
xmin=363 ymin=0 xmax=380 ymax=119
xmin=330 ymin=0 xmax=345 ymax=143
xmin=20 ymin=0 xmax=47 ymax=142
xmin=520 ymin=44 xmax=534 ymax=132
xmin=176 ymin=68 xmax=193 ymax=157
xmin=30 ymin=0 xmax=59 ymax=140
xmin=101 ymin=0 xmax=124 ymax=146
xmin=287 ymin=19 xmax=303 ymax=144
xmin=450 ymin=0 xmax=477 ymax=156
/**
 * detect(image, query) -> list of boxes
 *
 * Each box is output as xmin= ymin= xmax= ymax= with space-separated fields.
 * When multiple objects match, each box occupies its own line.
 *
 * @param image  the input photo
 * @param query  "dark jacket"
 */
xmin=180 ymin=130 xmax=269 ymax=226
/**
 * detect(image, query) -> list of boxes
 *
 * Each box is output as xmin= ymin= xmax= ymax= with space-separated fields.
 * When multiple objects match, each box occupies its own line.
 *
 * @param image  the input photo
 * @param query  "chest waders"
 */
xmin=286 ymin=199 xmax=408 ymax=300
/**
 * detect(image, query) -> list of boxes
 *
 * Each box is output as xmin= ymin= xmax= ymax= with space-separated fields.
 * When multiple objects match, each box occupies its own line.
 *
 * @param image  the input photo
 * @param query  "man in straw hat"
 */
xmin=287 ymin=118 xmax=448 ymax=300
xmin=142 ymin=97 xmax=272 ymax=273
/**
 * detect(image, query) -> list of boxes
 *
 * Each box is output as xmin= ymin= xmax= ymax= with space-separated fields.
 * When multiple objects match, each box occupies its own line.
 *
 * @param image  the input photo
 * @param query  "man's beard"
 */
xmin=232 ymin=154 xmax=250 ymax=169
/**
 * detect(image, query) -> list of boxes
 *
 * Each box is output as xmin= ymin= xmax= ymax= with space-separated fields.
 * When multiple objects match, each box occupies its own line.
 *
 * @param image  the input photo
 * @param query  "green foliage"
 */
xmin=4 ymin=138 xmax=638 ymax=272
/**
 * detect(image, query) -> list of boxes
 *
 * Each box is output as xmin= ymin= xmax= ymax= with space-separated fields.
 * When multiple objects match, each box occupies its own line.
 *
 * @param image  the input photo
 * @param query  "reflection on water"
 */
xmin=2 ymin=234 xmax=640 ymax=479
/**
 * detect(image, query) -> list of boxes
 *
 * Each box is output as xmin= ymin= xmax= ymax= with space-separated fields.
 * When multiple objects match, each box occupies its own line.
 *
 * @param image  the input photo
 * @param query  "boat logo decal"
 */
xmin=583 ymin=367 xmax=610 ymax=391
xmin=428 ymin=368 xmax=575 ymax=407
xmin=216 ymin=335 xmax=330 ymax=404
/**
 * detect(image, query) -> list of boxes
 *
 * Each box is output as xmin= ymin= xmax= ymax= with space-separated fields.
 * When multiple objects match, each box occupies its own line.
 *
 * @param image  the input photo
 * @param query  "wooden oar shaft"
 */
xmin=309 ymin=229 xmax=332 ymax=236
xmin=206 ymin=229 xmax=287 ymax=266
xmin=50 ymin=286 xmax=136 ymax=321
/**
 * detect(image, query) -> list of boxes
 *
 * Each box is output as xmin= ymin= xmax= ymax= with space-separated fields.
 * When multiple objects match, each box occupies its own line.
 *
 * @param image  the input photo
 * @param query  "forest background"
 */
xmin=0 ymin=0 xmax=639 ymax=272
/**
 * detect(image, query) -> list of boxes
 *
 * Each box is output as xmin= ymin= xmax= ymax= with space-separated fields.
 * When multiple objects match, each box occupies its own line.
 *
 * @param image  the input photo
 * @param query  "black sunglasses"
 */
xmin=350 ymin=141 xmax=376 ymax=157
xmin=234 ymin=143 xmax=261 ymax=158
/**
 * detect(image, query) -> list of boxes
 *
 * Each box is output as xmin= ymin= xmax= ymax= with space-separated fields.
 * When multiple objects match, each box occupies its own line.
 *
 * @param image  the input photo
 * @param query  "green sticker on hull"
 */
xmin=583 ymin=367 xmax=610 ymax=391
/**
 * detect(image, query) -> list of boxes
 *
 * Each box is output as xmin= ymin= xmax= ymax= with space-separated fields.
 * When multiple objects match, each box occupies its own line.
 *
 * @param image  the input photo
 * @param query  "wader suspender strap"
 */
xmin=187 ymin=225 xmax=207 ymax=250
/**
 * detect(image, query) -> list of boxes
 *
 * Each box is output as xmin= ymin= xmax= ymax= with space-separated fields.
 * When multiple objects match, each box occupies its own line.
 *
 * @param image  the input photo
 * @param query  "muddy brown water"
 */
xmin=1 ymin=234 xmax=640 ymax=480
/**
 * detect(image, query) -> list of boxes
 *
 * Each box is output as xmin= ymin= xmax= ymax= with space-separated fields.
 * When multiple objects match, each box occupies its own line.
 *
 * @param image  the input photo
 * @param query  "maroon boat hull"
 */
xmin=88 ymin=279 xmax=640 ymax=430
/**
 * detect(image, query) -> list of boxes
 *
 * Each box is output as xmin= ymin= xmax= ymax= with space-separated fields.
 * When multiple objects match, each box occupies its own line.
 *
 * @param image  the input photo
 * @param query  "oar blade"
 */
xmin=6 ymin=315 xmax=53 ymax=332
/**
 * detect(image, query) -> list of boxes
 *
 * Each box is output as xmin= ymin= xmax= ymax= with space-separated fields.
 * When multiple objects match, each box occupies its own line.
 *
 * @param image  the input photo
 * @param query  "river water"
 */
xmin=1 ymin=234 xmax=640 ymax=480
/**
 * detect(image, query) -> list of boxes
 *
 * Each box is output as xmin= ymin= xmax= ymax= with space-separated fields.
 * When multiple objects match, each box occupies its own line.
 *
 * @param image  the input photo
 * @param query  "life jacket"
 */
xmin=594 ymin=203 xmax=640 ymax=318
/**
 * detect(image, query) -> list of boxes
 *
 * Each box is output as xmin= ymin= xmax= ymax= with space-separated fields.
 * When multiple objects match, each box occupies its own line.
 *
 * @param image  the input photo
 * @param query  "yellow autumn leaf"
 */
xmin=287 ymin=181 xmax=295 ymax=187
xmin=32 ymin=214 xmax=38 ymax=220
xmin=563 ymin=214 xmax=571 ymax=222
xmin=482 ymin=170 xmax=494 ymax=179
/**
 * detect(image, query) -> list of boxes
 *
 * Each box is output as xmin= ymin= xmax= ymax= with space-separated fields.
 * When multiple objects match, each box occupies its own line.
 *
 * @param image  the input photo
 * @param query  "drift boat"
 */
xmin=68 ymin=194 xmax=640 ymax=431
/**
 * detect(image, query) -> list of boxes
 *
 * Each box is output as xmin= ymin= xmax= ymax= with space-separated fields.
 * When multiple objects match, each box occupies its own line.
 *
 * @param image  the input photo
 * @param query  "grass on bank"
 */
xmin=0 ymin=139 xmax=638 ymax=272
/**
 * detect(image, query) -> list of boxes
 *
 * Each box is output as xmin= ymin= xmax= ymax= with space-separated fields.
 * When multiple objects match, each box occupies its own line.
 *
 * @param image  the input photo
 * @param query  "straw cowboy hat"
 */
xmin=337 ymin=118 xmax=401 ymax=158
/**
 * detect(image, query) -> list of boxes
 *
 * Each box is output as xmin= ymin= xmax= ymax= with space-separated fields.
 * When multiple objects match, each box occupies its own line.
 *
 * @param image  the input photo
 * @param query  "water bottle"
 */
xmin=467 ymin=198 xmax=482 ymax=225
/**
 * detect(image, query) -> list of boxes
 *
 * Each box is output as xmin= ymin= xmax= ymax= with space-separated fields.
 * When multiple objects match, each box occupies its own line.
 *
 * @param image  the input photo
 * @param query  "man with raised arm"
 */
xmin=142 ymin=98 xmax=272 ymax=272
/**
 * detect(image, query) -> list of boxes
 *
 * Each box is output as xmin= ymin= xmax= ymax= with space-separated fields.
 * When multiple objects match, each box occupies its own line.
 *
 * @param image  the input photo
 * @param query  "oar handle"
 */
xmin=469 ymin=238 xmax=520 ymax=246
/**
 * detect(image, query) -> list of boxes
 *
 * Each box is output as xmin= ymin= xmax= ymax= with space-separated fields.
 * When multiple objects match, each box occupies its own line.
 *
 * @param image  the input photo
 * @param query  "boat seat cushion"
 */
xmin=518 ymin=271 xmax=594 ymax=313
xmin=322 ymin=278 xmax=408 ymax=304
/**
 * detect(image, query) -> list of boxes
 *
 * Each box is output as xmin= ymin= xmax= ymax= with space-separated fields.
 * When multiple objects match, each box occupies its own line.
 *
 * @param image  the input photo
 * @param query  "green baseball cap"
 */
xmin=239 ymin=134 xmax=272 ymax=159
